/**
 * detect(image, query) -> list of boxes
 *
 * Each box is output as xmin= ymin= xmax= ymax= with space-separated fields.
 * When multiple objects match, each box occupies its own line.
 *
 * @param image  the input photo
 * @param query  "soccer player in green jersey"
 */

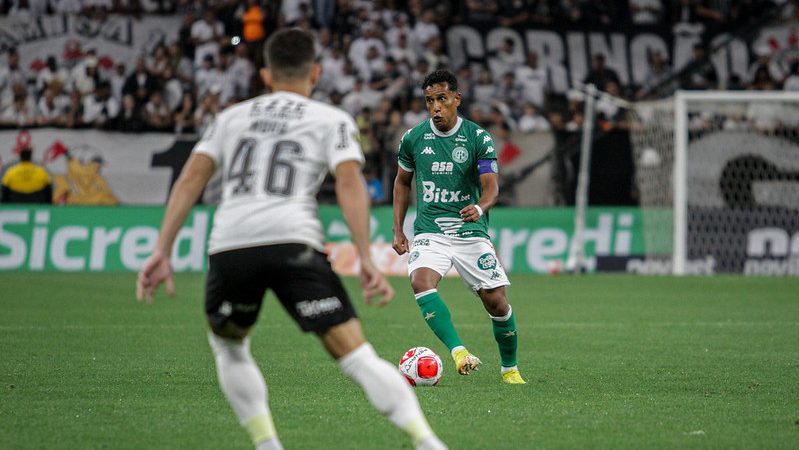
xmin=392 ymin=69 xmax=525 ymax=384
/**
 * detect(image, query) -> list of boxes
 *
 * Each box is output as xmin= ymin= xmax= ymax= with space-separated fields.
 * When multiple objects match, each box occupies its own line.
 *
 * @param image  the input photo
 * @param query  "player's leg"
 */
xmin=476 ymin=287 xmax=524 ymax=384
xmin=320 ymin=319 xmax=447 ymax=450
xmin=271 ymin=245 xmax=447 ymax=450
xmin=452 ymin=238 xmax=525 ymax=384
xmin=205 ymin=248 xmax=283 ymax=450
xmin=408 ymin=235 xmax=478 ymax=374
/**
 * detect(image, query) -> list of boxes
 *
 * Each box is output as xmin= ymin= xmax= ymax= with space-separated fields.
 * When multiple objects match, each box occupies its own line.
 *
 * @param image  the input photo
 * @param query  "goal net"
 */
xmin=629 ymin=91 xmax=799 ymax=275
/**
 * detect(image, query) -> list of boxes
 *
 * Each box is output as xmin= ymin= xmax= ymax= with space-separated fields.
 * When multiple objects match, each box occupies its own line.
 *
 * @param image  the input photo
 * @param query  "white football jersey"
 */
xmin=193 ymin=91 xmax=364 ymax=254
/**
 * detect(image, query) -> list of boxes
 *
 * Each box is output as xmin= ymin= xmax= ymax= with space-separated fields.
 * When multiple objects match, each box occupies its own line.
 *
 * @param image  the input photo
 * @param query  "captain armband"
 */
xmin=477 ymin=159 xmax=498 ymax=175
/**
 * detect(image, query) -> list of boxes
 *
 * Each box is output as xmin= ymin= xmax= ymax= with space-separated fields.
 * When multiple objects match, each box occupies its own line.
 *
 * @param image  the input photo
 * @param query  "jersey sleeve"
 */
xmin=192 ymin=113 xmax=225 ymax=165
xmin=397 ymin=129 xmax=414 ymax=172
xmin=325 ymin=112 xmax=365 ymax=173
xmin=475 ymin=127 xmax=497 ymax=161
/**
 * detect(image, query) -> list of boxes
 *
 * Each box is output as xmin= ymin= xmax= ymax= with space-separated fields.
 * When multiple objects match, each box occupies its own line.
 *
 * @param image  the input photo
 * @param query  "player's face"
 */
xmin=424 ymin=82 xmax=461 ymax=132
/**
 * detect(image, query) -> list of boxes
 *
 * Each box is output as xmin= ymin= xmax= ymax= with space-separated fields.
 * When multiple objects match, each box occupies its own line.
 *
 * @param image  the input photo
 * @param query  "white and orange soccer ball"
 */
xmin=398 ymin=347 xmax=443 ymax=386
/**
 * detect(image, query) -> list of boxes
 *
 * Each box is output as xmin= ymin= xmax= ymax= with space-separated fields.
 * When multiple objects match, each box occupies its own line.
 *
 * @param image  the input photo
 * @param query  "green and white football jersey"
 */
xmin=398 ymin=117 xmax=498 ymax=239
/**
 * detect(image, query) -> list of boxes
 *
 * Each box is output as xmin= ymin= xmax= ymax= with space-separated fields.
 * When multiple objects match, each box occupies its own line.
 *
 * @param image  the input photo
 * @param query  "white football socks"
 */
xmin=338 ymin=343 xmax=447 ymax=450
xmin=208 ymin=332 xmax=283 ymax=450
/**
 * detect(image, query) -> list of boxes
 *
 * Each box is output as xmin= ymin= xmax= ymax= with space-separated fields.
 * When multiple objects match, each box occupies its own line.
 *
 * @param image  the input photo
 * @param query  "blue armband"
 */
xmin=477 ymin=159 xmax=498 ymax=175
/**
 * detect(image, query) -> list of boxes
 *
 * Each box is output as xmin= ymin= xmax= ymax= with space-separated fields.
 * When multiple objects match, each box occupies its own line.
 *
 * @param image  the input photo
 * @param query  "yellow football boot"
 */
xmin=452 ymin=348 xmax=481 ymax=375
xmin=501 ymin=369 xmax=526 ymax=384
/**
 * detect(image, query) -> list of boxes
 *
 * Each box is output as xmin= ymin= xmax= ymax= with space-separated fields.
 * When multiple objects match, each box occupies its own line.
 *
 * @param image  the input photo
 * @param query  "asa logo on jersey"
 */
xmin=431 ymin=161 xmax=454 ymax=174
xmin=477 ymin=253 xmax=497 ymax=270
xmin=422 ymin=181 xmax=471 ymax=203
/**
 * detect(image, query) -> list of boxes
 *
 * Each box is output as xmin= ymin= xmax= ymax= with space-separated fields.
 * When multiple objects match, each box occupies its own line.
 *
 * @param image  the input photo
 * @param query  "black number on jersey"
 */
xmin=266 ymin=140 xmax=301 ymax=196
xmin=228 ymin=138 xmax=257 ymax=195
xmin=227 ymin=139 xmax=302 ymax=197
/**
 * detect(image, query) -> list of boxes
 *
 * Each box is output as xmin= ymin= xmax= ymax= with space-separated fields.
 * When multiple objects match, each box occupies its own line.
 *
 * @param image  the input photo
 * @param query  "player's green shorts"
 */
xmin=407 ymin=233 xmax=511 ymax=292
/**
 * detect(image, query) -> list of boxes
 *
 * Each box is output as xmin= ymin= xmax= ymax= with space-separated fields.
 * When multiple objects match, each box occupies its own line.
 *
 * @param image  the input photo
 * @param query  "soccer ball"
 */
xmin=398 ymin=347 xmax=443 ymax=386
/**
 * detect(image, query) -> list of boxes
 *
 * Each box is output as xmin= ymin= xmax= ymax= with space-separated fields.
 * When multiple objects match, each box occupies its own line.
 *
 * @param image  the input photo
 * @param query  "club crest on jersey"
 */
xmin=452 ymin=146 xmax=468 ymax=163
xmin=424 ymin=133 xmax=436 ymax=140
xmin=409 ymin=251 xmax=420 ymax=263
xmin=477 ymin=253 xmax=497 ymax=270
xmin=421 ymin=146 xmax=435 ymax=155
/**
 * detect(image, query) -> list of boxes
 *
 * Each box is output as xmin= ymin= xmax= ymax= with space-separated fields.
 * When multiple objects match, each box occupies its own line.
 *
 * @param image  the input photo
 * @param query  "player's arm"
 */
xmin=136 ymin=153 xmax=215 ymax=303
xmin=460 ymin=166 xmax=499 ymax=223
xmin=392 ymin=167 xmax=413 ymax=255
xmin=335 ymin=160 xmax=395 ymax=306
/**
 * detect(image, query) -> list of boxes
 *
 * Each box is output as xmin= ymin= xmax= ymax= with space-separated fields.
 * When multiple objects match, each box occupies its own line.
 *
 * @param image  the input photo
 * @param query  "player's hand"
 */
xmin=460 ymin=204 xmax=482 ymax=222
xmin=393 ymin=231 xmax=409 ymax=255
xmin=359 ymin=259 xmax=395 ymax=307
xmin=136 ymin=249 xmax=175 ymax=304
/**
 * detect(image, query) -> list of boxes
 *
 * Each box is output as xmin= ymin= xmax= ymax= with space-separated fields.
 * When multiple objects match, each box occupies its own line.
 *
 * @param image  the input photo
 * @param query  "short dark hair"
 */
xmin=422 ymin=69 xmax=458 ymax=92
xmin=19 ymin=148 xmax=32 ymax=162
xmin=264 ymin=28 xmax=316 ymax=81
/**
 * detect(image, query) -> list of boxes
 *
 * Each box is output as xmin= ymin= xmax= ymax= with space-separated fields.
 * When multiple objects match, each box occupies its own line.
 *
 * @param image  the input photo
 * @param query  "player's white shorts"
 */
xmin=407 ymin=233 xmax=510 ymax=292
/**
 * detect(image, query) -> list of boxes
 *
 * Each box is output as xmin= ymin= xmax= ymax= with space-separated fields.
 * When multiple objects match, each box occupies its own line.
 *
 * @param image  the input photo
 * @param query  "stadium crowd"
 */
xmin=0 ymin=0 xmax=791 ymax=202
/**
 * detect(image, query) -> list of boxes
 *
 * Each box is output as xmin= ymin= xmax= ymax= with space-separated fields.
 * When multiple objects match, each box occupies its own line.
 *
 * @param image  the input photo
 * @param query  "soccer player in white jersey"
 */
xmin=136 ymin=29 xmax=447 ymax=450
xmin=392 ymin=70 xmax=525 ymax=384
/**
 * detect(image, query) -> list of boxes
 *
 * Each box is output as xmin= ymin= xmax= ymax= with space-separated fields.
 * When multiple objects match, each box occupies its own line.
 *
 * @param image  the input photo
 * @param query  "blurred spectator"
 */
xmin=144 ymin=91 xmax=173 ymax=130
xmin=281 ymin=0 xmax=312 ymax=26
xmin=147 ymin=44 xmax=170 ymax=79
xmin=385 ymin=12 xmax=412 ymax=48
xmin=65 ymin=90 xmax=84 ymax=128
xmin=517 ymin=104 xmax=551 ymax=133
xmin=638 ymin=51 xmax=673 ymax=96
xmin=747 ymin=45 xmax=785 ymax=85
xmin=122 ymin=57 xmax=158 ymax=101
xmin=108 ymin=63 xmax=127 ymax=103
xmin=53 ymin=0 xmax=82 ymax=14
xmin=161 ymin=66 xmax=184 ymax=112
xmin=0 ymin=48 xmax=27 ymax=110
xmin=783 ymin=61 xmax=799 ymax=91
xmin=490 ymin=38 xmax=525 ymax=81
xmin=680 ymin=44 xmax=718 ymax=90
xmin=388 ymin=32 xmax=418 ymax=68
xmin=496 ymin=72 xmax=523 ymax=114
xmin=1 ymin=93 xmax=36 ymax=127
xmin=195 ymin=54 xmax=223 ymax=100
xmin=514 ymin=51 xmax=547 ymax=107
xmin=72 ymin=56 xmax=101 ymax=98
xmin=114 ymin=94 xmax=147 ymax=132
xmin=36 ymin=56 xmax=71 ymax=96
xmin=168 ymin=41 xmax=194 ymax=84
xmin=629 ymin=0 xmax=662 ymax=24
xmin=194 ymin=87 xmax=221 ymax=135
xmin=463 ymin=0 xmax=498 ymax=25
xmin=456 ymin=66 xmax=474 ymax=104
xmin=320 ymin=44 xmax=347 ymax=92
xmin=528 ymin=0 xmax=558 ymax=25
xmin=411 ymin=9 xmax=440 ymax=54
xmin=364 ymin=165 xmax=385 ymax=204
xmin=333 ymin=60 xmax=357 ymax=94
xmin=173 ymin=92 xmax=196 ymax=134
xmin=750 ymin=66 xmax=777 ymax=90
xmin=342 ymin=78 xmax=382 ymax=116
xmin=422 ymin=36 xmax=449 ymax=70
xmin=36 ymin=86 xmax=69 ymax=127
xmin=473 ymin=68 xmax=497 ymax=106
xmin=1 ymin=146 xmax=52 ymax=204
xmin=82 ymin=81 xmax=119 ymax=129
xmin=238 ymin=0 xmax=266 ymax=56
xmin=584 ymin=54 xmax=621 ymax=90
xmin=403 ymin=97 xmax=427 ymax=127
xmin=191 ymin=9 xmax=225 ymax=67
xmin=349 ymin=23 xmax=386 ymax=77
xmin=498 ymin=0 xmax=530 ymax=27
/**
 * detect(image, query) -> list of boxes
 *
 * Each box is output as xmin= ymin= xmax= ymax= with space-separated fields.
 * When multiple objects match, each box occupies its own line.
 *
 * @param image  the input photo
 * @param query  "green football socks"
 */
xmin=415 ymin=289 xmax=464 ymax=351
xmin=491 ymin=306 xmax=518 ymax=368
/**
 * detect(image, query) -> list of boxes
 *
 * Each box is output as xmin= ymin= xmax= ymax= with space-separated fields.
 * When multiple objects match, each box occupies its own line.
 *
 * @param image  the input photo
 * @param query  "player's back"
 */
xmin=194 ymin=91 xmax=363 ymax=254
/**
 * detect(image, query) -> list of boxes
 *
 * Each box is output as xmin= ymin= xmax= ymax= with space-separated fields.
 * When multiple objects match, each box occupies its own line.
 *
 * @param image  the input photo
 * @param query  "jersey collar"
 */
xmin=429 ymin=116 xmax=462 ymax=137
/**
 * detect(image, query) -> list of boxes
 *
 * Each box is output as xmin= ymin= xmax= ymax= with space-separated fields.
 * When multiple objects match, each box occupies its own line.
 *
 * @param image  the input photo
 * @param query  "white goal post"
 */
xmin=632 ymin=90 xmax=799 ymax=275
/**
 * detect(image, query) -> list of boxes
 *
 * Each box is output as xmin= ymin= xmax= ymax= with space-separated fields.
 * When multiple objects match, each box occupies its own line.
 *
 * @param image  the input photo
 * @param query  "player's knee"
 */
xmin=479 ymin=288 xmax=509 ymax=316
xmin=410 ymin=269 xmax=439 ymax=293
xmin=208 ymin=320 xmax=250 ymax=340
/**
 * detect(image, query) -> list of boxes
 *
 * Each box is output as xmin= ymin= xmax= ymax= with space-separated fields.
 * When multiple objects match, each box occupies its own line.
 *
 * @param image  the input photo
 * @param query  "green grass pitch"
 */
xmin=1 ymin=273 xmax=798 ymax=449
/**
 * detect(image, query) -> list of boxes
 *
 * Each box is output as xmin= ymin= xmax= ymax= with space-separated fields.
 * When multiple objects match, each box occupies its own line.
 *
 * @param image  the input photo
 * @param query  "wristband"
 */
xmin=474 ymin=204 xmax=483 ymax=217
